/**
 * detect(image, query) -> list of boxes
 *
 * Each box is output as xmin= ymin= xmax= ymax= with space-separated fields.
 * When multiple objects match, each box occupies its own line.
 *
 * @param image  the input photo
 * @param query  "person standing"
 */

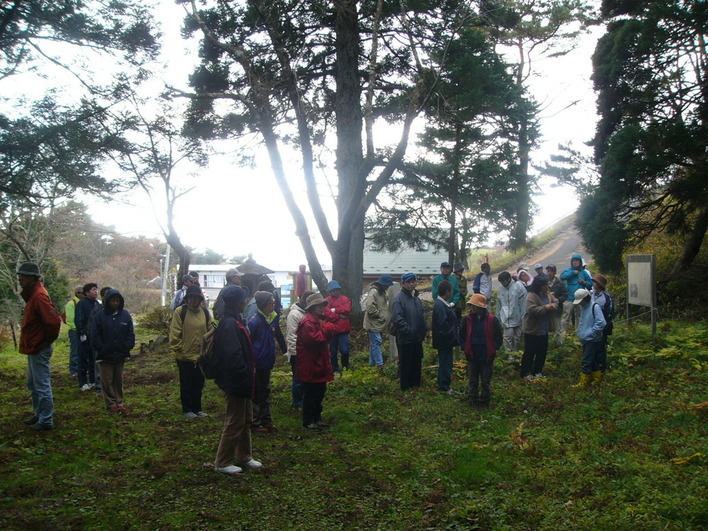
xmin=391 ymin=273 xmax=427 ymax=391
xmin=213 ymin=285 xmax=262 ymax=475
xmin=295 ymin=264 xmax=308 ymax=298
xmin=285 ymin=290 xmax=314 ymax=409
xmin=459 ymin=294 xmax=503 ymax=408
xmin=296 ymin=293 xmax=337 ymax=430
xmin=520 ymin=277 xmax=558 ymax=381
xmin=545 ymin=265 xmax=567 ymax=346
xmin=496 ymin=272 xmax=527 ymax=358
xmin=591 ymin=274 xmax=614 ymax=374
xmin=572 ymin=288 xmax=607 ymax=388
xmin=324 ymin=280 xmax=351 ymax=372
xmin=91 ymin=289 xmax=135 ymax=412
xmin=472 ymin=263 xmax=493 ymax=299
xmin=363 ymin=274 xmax=393 ymax=369
xmin=62 ymin=286 xmax=84 ymax=379
xmin=452 ymin=263 xmax=468 ymax=326
xmin=75 ymin=283 xmax=100 ymax=391
xmin=432 ymin=280 xmax=457 ymax=393
xmin=17 ymin=262 xmax=62 ymax=430
xmin=169 ymin=274 xmax=195 ymax=312
xmin=169 ymin=285 xmax=211 ymax=419
xmin=213 ymin=268 xmax=243 ymax=319
xmin=432 ymin=262 xmax=460 ymax=306
xmin=560 ymin=254 xmax=593 ymax=340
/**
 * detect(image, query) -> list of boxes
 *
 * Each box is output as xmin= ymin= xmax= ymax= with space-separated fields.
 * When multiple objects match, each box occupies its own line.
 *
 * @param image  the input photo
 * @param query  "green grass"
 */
xmin=0 ymin=321 xmax=706 ymax=530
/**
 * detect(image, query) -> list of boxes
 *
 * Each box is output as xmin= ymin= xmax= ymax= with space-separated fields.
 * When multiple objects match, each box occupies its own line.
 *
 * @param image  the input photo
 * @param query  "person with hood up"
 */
xmin=296 ymin=293 xmax=338 ymax=430
xmin=560 ymin=254 xmax=593 ymax=340
xmin=17 ymin=262 xmax=62 ymax=431
xmin=391 ymin=273 xmax=428 ymax=391
xmin=248 ymin=291 xmax=287 ymax=432
xmin=459 ymin=294 xmax=502 ymax=408
xmin=572 ymin=288 xmax=606 ymax=388
xmin=324 ymin=280 xmax=352 ymax=372
xmin=91 ymin=289 xmax=135 ymax=412
xmin=213 ymin=285 xmax=262 ymax=475
xmin=169 ymin=285 xmax=211 ymax=419
xmin=363 ymin=274 xmax=394 ymax=369
xmin=286 ymin=290 xmax=314 ymax=408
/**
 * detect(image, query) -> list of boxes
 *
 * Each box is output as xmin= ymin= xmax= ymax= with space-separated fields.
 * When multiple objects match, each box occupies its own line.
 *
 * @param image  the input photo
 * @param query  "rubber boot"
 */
xmin=591 ymin=371 xmax=603 ymax=385
xmin=572 ymin=372 xmax=592 ymax=388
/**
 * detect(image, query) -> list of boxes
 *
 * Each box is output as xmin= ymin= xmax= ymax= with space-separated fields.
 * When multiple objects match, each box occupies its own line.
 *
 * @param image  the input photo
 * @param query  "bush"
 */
xmin=139 ymin=305 xmax=172 ymax=334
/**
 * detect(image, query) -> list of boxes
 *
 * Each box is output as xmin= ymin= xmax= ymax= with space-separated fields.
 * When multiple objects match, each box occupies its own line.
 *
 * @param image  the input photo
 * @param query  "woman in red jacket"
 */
xmin=296 ymin=293 xmax=337 ymax=430
xmin=324 ymin=280 xmax=351 ymax=372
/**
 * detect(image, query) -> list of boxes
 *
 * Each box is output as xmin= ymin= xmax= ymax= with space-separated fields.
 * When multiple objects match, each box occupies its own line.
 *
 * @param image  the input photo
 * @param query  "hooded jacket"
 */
xmin=296 ymin=312 xmax=337 ymax=383
xmin=169 ymin=299 xmax=211 ymax=362
xmin=577 ymin=301 xmax=607 ymax=343
xmin=496 ymin=280 xmax=528 ymax=328
xmin=324 ymin=292 xmax=351 ymax=334
xmin=213 ymin=308 xmax=255 ymax=398
xmin=19 ymin=280 xmax=61 ymax=355
xmin=91 ymin=289 xmax=135 ymax=361
xmin=391 ymin=288 xmax=427 ymax=345
xmin=363 ymin=284 xmax=390 ymax=333
xmin=560 ymin=254 xmax=593 ymax=301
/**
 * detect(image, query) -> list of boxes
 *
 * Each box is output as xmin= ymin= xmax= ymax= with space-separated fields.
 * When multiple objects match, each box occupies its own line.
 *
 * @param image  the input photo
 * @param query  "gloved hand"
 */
xmin=80 ymin=335 xmax=87 ymax=343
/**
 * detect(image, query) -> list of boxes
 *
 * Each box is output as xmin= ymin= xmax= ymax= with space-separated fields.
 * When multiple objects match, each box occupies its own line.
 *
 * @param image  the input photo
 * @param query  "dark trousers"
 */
xmin=520 ymin=334 xmax=549 ymax=377
xmin=581 ymin=341 xmax=601 ymax=373
xmin=467 ymin=359 xmax=494 ymax=406
xmin=253 ymin=368 xmax=272 ymax=426
xmin=597 ymin=332 xmax=609 ymax=371
xmin=302 ymin=382 xmax=327 ymax=427
xmin=176 ymin=359 xmax=205 ymax=413
xmin=78 ymin=340 xmax=96 ymax=387
xmin=290 ymin=356 xmax=304 ymax=408
xmin=329 ymin=333 xmax=350 ymax=371
xmin=437 ymin=347 xmax=454 ymax=391
xmin=399 ymin=341 xmax=423 ymax=391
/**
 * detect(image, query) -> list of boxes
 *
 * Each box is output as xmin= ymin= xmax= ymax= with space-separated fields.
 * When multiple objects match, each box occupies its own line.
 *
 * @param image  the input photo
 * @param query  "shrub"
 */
xmin=139 ymin=305 xmax=172 ymax=334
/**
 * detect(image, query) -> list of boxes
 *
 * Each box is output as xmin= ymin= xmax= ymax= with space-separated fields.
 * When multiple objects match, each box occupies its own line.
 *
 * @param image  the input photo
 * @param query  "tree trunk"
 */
xmin=672 ymin=205 xmax=708 ymax=273
xmin=509 ymin=116 xmax=531 ymax=250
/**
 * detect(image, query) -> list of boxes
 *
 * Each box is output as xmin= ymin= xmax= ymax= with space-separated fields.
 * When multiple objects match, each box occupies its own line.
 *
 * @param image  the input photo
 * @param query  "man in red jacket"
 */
xmin=17 ymin=262 xmax=62 ymax=430
xmin=296 ymin=293 xmax=337 ymax=430
xmin=324 ymin=280 xmax=351 ymax=372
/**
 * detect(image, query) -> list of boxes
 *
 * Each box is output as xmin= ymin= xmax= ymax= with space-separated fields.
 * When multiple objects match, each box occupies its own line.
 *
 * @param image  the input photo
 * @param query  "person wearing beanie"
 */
xmin=391 ymin=273 xmax=427 ymax=391
xmin=17 ymin=262 xmax=62 ymax=430
xmin=62 ymin=286 xmax=85 ymax=379
xmin=324 ymin=280 xmax=352 ymax=372
xmin=91 ymin=289 xmax=135 ymax=412
xmin=247 ymin=291 xmax=286 ymax=432
xmin=572 ymin=288 xmax=606 ymax=388
xmin=296 ymin=293 xmax=338 ymax=430
xmin=363 ymin=274 xmax=393 ymax=368
xmin=459 ymin=294 xmax=502 ymax=408
xmin=169 ymin=285 xmax=211 ymax=419
xmin=286 ymin=290 xmax=315 ymax=408
xmin=213 ymin=285 xmax=262 ymax=475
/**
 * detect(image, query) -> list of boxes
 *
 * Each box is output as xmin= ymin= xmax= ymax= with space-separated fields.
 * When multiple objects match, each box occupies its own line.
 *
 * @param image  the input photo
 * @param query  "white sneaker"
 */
xmin=184 ymin=412 xmax=198 ymax=419
xmin=523 ymin=375 xmax=535 ymax=382
xmin=215 ymin=465 xmax=242 ymax=475
xmin=81 ymin=383 xmax=92 ymax=391
xmin=241 ymin=459 xmax=262 ymax=469
xmin=195 ymin=411 xmax=208 ymax=417
xmin=534 ymin=373 xmax=547 ymax=379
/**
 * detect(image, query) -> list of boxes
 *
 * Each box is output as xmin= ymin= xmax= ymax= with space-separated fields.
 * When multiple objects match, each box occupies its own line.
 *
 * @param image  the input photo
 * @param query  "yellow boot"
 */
xmin=572 ymin=372 xmax=592 ymax=388
xmin=591 ymin=371 xmax=603 ymax=385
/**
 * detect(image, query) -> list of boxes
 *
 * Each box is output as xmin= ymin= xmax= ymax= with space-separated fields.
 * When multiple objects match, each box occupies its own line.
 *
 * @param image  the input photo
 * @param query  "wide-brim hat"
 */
xmin=592 ymin=274 xmax=607 ymax=289
xmin=17 ymin=262 xmax=41 ymax=277
xmin=305 ymin=292 xmax=328 ymax=310
xmin=573 ymin=288 xmax=591 ymax=304
xmin=376 ymin=274 xmax=393 ymax=286
xmin=467 ymin=293 xmax=487 ymax=308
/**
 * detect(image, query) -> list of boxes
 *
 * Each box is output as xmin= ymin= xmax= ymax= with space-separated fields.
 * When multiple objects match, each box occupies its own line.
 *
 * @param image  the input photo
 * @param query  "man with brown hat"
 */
xmin=459 ymin=294 xmax=502 ymax=408
xmin=17 ymin=262 xmax=62 ymax=430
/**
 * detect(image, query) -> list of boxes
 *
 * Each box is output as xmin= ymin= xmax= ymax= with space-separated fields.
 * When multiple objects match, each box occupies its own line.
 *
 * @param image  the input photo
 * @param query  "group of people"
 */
xmin=15 ymin=253 xmax=614 ymax=474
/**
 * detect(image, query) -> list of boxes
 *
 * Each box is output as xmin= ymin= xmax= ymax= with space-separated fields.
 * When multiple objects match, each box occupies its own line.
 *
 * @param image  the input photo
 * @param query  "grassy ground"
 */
xmin=0 ymin=320 xmax=706 ymax=530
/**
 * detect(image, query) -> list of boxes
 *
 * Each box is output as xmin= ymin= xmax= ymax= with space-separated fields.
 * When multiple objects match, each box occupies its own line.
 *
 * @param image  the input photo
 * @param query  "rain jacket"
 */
xmin=324 ymin=293 xmax=351 ymax=334
xmin=560 ymin=254 xmax=593 ymax=301
xmin=296 ymin=313 xmax=337 ymax=383
xmin=577 ymin=301 xmax=606 ymax=343
xmin=496 ymin=280 xmax=528 ymax=328
xmin=391 ymin=288 xmax=427 ymax=345
xmin=169 ymin=303 xmax=211 ymax=362
xmin=91 ymin=289 xmax=135 ymax=361
xmin=285 ymin=302 xmax=307 ymax=359
xmin=213 ymin=309 xmax=255 ymax=398
xmin=432 ymin=297 xmax=458 ymax=349
xmin=248 ymin=309 xmax=280 ymax=370
xmin=363 ymin=284 xmax=390 ymax=333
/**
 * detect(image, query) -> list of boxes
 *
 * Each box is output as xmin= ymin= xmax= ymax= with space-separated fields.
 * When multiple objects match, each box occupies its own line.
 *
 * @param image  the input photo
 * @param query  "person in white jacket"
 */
xmin=285 ymin=290 xmax=314 ymax=409
xmin=496 ymin=271 xmax=528 ymax=358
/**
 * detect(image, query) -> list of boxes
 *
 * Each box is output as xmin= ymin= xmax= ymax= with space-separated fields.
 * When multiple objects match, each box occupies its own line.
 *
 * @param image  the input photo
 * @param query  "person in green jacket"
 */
xmin=169 ymin=285 xmax=211 ymax=419
xmin=63 ymin=286 xmax=84 ymax=379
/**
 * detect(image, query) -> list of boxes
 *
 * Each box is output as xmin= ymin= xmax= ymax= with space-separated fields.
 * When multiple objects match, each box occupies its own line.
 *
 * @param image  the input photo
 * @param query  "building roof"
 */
xmin=363 ymin=240 xmax=447 ymax=277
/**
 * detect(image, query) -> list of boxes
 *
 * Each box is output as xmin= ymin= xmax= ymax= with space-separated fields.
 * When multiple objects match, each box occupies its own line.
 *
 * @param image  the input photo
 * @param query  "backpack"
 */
xmin=179 ymin=304 xmax=210 ymax=328
xmin=601 ymin=291 xmax=615 ymax=335
xmin=197 ymin=321 xmax=220 ymax=378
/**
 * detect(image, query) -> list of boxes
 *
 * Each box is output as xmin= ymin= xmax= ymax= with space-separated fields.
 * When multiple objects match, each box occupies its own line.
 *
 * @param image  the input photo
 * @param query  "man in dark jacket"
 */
xmin=213 ymin=285 xmax=262 ymax=475
xmin=91 ymin=289 xmax=135 ymax=412
xmin=75 ymin=282 xmax=100 ymax=391
xmin=17 ymin=262 xmax=62 ymax=430
xmin=433 ymin=280 xmax=457 ymax=393
xmin=391 ymin=272 xmax=427 ymax=391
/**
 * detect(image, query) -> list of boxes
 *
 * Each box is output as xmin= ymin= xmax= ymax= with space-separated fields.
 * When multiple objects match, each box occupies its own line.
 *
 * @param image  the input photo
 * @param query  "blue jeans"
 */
xmin=68 ymin=329 xmax=79 ymax=375
xmin=581 ymin=341 xmax=601 ymax=373
xmin=27 ymin=346 xmax=54 ymax=426
xmin=329 ymin=333 xmax=350 ymax=371
xmin=368 ymin=331 xmax=384 ymax=367
xmin=437 ymin=347 xmax=454 ymax=391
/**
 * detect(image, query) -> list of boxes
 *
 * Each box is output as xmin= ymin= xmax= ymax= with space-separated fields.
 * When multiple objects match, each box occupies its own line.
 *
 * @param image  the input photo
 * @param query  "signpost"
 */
xmin=626 ymin=254 xmax=657 ymax=335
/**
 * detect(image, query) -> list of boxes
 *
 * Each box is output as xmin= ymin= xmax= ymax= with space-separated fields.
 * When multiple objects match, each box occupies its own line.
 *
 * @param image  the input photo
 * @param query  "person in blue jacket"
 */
xmin=559 ymin=254 xmax=593 ymax=341
xmin=90 ymin=289 xmax=135 ymax=412
xmin=432 ymin=280 xmax=457 ymax=392
xmin=572 ymin=288 xmax=607 ymax=388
